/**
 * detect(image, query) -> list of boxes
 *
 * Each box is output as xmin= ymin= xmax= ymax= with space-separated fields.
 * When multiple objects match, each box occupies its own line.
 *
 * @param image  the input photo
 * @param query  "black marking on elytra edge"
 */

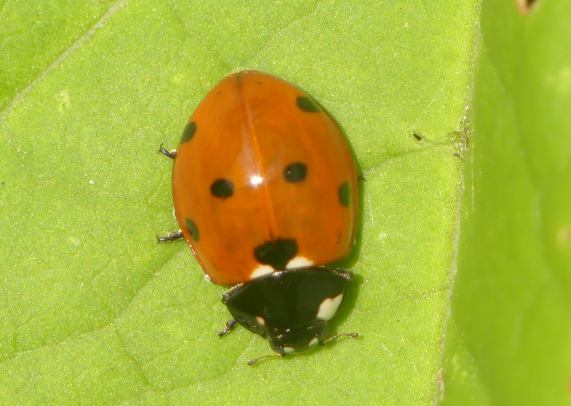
xmin=185 ymin=218 xmax=199 ymax=241
xmin=210 ymin=178 xmax=234 ymax=199
xmin=283 ymin=162 xmax=307 ymax=183
xmin=180 ymin=121 xmax=197 ymax=143
xmin=338 ymin=182 xmax=351 ymax=207
xmin=254 ymin=239 xmax=298 ymax=270
xmin=296 ymin=96 xmax=321 ymax=112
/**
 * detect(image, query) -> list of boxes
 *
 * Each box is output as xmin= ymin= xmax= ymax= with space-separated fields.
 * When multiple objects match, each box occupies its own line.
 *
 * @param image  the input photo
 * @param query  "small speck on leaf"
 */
xmin=516 ymin=0 xmax=539 ymax=14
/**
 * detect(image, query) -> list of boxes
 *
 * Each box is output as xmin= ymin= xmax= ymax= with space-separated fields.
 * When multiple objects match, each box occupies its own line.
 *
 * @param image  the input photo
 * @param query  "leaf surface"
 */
xmin=0 ymin=1 xmax=478 ymax=404
xmin=441 ymin=1 xmax=571 ymax=404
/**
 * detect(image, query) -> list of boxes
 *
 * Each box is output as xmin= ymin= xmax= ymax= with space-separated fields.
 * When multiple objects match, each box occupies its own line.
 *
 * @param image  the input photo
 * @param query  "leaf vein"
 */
xmin=0 ymin=0 xmax=128 ymax=124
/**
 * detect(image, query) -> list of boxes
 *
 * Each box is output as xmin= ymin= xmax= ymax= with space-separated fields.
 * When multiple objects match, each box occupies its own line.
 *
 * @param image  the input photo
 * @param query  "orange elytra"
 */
xmin=171 ymin=71 xmax=358 ymax=285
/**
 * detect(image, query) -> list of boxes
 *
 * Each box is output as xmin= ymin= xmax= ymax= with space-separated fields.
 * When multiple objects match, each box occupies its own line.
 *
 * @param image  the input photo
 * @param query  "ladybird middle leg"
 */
xmin=158 ymin=143 xmax=177 ymax=159
xmin=156 ymin=229 xmax=183 ymax=242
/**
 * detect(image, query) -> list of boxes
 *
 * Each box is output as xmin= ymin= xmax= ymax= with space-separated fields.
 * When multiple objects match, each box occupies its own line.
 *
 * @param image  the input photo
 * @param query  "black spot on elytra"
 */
xmin=338 ymin=182 xmax=351 ymax=207
xmin=296 ymin=96 xmax=320 ymax=112
xmin=284 ymin=162 xmax=307 ymax=183
xmin=181 ymin=121 xmax=196 ymax=143
xmin=254 ymin=239 xmax=298 ymax=270
xmin=185 ymin=218 xmax=199 ymax=241
xmin=210 ymin=178 xmax=234 ymax=199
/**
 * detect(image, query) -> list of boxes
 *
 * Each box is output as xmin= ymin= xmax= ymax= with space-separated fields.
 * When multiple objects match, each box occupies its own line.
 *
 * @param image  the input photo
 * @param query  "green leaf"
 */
xmin=441 ymin=1 xmax=571 ymax=405
xmin=0 ymin=1 xmax=478 ymax=404
xmin=0 ymin=0 xmax=118 ymax=111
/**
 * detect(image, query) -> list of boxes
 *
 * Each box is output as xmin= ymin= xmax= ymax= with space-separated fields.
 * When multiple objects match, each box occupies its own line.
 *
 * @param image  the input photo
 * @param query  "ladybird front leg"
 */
xmin=158 ymin=143 xmax=177 ymax=159
xmin=320 ymin=332 xmax=359 ymax=346
xmin=217 ymin=319 xmax=237 ymax=337
xmin=156 ymin=229 xmax=183 ymax=242
xmin=246 ymin=351 xmax=284 ymax=366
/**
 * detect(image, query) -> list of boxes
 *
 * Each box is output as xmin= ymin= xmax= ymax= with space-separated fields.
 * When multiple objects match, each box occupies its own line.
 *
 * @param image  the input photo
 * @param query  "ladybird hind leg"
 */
xmin=156 ymin=229 xmax=183 ymax=242
xmin=158 ymin=143 xmax=177 ymax=159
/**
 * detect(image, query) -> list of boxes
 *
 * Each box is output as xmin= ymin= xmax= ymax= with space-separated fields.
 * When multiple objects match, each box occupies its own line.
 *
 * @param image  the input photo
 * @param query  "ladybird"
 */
xmin=159 ymin=71 xmax=359 ymax=364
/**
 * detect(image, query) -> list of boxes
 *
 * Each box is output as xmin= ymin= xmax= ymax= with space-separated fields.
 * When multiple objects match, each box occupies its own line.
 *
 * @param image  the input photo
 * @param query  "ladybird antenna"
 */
xmin=322 ymin=332 xmax=359 ymax=346
xmin=246 ymin=353 xmax=283 ymax=366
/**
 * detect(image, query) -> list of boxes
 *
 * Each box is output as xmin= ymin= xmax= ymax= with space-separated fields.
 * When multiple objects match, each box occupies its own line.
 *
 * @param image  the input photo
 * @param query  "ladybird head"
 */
xmin=268 ymin=321 xmax=326 ymax=355
xmin=222 ymin=268 xmax=351 ymax=356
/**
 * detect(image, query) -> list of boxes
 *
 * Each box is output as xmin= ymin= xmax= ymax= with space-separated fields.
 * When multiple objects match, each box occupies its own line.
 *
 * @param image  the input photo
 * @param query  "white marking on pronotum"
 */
xmin=286 ymin=256 xmax=313 ymax=269
xmin=250 ymin=265 xmax=273 ymax=279
xmin=283 ymin=347 xmax=295 ymax=354
xmin=309 ymin=337 xmax=319 ymax=346
xmin=316 ymin=294 xmax=344 ymax=320
xmin=255 ymin=316 xmax=265 ymax=326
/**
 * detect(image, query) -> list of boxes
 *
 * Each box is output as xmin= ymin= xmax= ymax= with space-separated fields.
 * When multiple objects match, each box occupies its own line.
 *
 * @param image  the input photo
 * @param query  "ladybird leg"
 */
xmin=217 ymin=319 xmax=237 ymax=337
xmin=246 ymin=352 xmax=284 ymax=366
xmin=156 ymin=229 xmax=183 ymax=242
xmin=320 ymin=332 xmax=359 ymax=345
xmin=158 ymin=143 xmax=177 ymax=159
